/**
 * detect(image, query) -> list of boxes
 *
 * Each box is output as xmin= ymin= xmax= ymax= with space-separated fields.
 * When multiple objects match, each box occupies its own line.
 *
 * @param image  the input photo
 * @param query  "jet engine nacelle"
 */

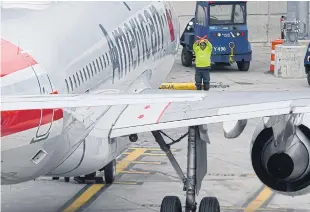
xmin=251 ymin=113 xmax=310 ymax=196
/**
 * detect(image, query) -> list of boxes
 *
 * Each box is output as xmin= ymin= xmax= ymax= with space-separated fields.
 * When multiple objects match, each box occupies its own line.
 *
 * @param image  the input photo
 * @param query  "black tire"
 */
xmin=237 ymin=61 xmax=250 ymax=71
xmin=181 ymin=47 xmax=193 ymax=67
xmin=85 ymin=172 xmax=96 ymax=179
xmin=307 ymin=72 xmax=310 ymax=86
xmin=64 ymin=177 xmax=70 ymax=182
xmin=160 ymin=196 xmax=182 ymax=212
xmin=104 ymin=159 xmax=116 ymax=184
xmin=52 ymin=177 xmax=59 ymax=180
xmin=199 ymin=197 xmax=220 ymax=212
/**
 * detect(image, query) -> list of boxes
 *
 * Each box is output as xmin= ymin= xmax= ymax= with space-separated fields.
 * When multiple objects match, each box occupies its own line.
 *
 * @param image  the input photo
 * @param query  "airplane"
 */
xmin=1 ymin=1 xmax=310 ymax=212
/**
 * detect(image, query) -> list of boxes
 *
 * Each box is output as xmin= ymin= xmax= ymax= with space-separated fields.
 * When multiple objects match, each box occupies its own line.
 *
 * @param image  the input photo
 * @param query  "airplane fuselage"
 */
xmin=1 ymin=1 xmax=180 ymax=184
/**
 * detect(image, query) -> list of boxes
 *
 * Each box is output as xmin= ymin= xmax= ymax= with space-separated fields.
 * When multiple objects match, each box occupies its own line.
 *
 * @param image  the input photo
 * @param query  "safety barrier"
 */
xmin=270 ymin=39 xmax=283 ymax=72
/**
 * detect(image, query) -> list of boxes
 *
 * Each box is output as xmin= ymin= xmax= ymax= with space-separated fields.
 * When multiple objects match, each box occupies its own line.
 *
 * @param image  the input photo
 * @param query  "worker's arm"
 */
xmin=207 ymin=41 xmax=213 ymax=52
xmin=193 ymin=41 xmax=200 ymax=52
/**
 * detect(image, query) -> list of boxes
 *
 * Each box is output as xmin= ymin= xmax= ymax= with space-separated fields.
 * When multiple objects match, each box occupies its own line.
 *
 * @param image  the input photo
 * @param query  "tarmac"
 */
xmin=2 ymin=2 xmax=310 ymax=212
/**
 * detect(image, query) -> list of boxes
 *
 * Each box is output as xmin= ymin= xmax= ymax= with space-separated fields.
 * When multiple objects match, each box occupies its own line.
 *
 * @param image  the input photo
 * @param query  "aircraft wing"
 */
xmin=0 ymin=90 xmax=205 ymax=111
xmin=108 ymin=90 xmax=310 ymax=138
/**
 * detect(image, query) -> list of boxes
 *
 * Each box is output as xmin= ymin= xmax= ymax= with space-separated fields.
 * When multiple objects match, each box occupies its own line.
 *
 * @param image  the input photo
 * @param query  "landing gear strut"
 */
xmin=152 ymin=125 xmax=219 ymax=212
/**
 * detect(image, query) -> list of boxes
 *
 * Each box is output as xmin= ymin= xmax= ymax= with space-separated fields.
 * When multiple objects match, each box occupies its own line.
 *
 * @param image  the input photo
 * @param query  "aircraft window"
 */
xmin=83 ymin=68 xmax=88 ymax=81
xmin=96 ymin=59 xmax=100 ymax=72
xmin=196 ymin=5 xmax=206 ymax=26
xmin=76 ymin=72 xmax=80 ymax=86
xmin=102 ymin=54 xmax=106 ymax=68
xmin=79 ymin=70 xmax=84 ymax=82
xmin=72 ymin=74 xmax=77 ymax=88
xmin=92 ymin=61 xmax=97 ymax=74
xmin=99 ymin=56 xmax=104 ymax=70
xmin=89 ymin=63 xmax=94 ymax=76
xmin=65 ymin=79 xmax=69 ymax=92
xmin=69 ymin=77 xmax=73 ymax=91
xmin=86 ymin=65 xmax=91 ymax=78
xmin=105 ymin=52 xmax=110 ymax=65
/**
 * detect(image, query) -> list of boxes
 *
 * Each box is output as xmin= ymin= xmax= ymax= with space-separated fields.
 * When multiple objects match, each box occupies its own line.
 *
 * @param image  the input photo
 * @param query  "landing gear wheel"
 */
xmin=307 ymin=72 xmax=310 ymax=86
xmin=199 ymin=197 xmax=220 ymax=212
xmin=85 ymin=172 xmax=96 ymax=179
xmin=237 ymin=61 xmax=250 ymax=71
xmin=181 ymin=47 xmax=193 ymax=67
xmin=104 ymin=159 xmax=116 ymax=184
xmin=64 ymin=177 xmax=70 ymax=182
xmin=160 ymin=196 xmax=182 ymax=212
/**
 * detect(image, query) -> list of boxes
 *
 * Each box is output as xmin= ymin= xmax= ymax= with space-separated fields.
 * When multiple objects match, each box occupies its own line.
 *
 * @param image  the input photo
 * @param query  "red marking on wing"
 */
xmin=144 ymin=105 xmax=150 ymax=109
xmin=166 ymin=9 xmax=175 ymax=42
xmin=1 ymin=39 xmax=38 ymax=77
xmin=138 ymin=114 xmax=144 ymax=119
xmin=156 ymin=102 xmax=171 ymax=124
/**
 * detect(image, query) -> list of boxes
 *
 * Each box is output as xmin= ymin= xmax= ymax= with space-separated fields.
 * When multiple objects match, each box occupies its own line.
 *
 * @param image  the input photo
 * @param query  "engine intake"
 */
xmin=251 ymin=119 xmax=310 ymax=195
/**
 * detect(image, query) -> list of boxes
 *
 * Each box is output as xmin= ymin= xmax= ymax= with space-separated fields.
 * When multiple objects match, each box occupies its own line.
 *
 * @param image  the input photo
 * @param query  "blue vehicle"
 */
xmin=180 ymin=1 xmax=252 ymax=71
xmin=304 ymin=42 xmax=310 ymax=86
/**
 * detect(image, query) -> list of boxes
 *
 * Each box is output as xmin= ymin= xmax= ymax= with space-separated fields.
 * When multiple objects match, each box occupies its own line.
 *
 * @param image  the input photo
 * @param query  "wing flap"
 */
xmin=109 ymin=91 xmax=310 ymax=138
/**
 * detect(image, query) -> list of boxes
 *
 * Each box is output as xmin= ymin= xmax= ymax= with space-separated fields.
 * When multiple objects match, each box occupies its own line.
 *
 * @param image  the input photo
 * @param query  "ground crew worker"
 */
xmin=193 ymin=37 xmax=212 ymax=90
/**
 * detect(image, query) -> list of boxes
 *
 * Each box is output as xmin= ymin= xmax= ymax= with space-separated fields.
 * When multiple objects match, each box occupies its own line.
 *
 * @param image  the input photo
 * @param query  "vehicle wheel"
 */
xmin=52 ymin=177 xmax=59 ymax=180
xmin=104 ymin=159 xmax=116 ymax=184
xmin=181 ymin=47 xmax=193 ymax=67
xmin=160 ymin=196 xmax=182 ymax=212
xmin=199 ymin=197 xmax=220 ymax=212
xmin=237 ymin=61 xmax=250 ymax=71
xmin=307 ymin=72 xmax=310 ymax=86
xmin=64 ymin=177 xmax=70 ymax=182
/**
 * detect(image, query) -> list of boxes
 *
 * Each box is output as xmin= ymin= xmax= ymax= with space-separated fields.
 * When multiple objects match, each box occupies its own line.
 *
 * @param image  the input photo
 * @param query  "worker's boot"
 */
xmin=203 ymin=84 xmax=210 ymax=91
xmin=196 ymin=85 xmax=202 ymax=90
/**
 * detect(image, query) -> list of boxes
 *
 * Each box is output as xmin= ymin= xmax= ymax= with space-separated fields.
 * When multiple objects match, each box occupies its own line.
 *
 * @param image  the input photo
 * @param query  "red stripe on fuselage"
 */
xmin=1 ymin=108 xmax=63 ymax=137
xmin=1 ymin=38 xmax=37 ymax=77
xmin=1 ymin=39 xmax=64 ymax=137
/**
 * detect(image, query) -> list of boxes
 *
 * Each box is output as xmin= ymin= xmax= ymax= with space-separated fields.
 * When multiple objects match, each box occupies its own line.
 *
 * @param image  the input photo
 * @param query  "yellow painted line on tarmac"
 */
xmin=131 ymin=161 xmax=163 ymax=165
xmin=120 ymin=170 xmax=151 ymax=174
xmin=63 ymin=184 xmax=104 ymax=212
xmin=244 ymin=186 xmax=273 ymax=212
xmin=122 ymin=152 xmax=166 ymax=156
xmin=63 ymin=148 xmax=147 ymax=212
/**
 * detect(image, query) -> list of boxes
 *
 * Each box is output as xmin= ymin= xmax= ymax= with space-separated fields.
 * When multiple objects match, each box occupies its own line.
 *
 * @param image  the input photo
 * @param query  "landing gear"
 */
xmin=160 ymin=196 xmax=182 ymax=212
xmin=104 ymin=159 xmax=116 ymax=184
xmin=199 ymin=197 xmax=220 ymax=212
xmin=152 ymin=125 xmax=220 ymax=212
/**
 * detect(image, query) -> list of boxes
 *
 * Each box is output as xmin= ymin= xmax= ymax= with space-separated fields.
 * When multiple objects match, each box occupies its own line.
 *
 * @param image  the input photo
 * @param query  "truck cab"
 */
xmin=180 ymin=1 xmax=252 ymax=71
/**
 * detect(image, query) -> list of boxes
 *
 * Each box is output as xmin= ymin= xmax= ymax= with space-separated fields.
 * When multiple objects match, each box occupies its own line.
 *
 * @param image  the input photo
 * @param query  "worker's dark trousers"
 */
xmin=195 ymin=67 xmax=210 ymax=91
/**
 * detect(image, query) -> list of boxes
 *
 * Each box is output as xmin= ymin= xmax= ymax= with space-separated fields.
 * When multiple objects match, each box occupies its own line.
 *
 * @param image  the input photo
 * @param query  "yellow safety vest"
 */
xmin=193 ymin=40 xmax=212 ymax=68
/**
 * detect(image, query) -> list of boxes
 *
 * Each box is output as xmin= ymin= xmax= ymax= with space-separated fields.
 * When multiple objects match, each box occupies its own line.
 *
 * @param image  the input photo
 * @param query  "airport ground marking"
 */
xmin=244 ymin=186 xmax=273 ymax=212
xmin=62 ymin=148 xmax=148 ymax=212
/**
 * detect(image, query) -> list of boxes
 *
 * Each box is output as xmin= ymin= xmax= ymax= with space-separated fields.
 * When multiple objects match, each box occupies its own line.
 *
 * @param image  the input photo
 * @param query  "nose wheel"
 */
xmin=152 ymin=125 xmax=220 ymax=212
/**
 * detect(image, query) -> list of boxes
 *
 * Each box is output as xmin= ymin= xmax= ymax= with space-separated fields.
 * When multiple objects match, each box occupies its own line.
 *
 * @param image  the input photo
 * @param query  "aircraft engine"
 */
xmin=251 ymin=113 xmax=310 ymax=196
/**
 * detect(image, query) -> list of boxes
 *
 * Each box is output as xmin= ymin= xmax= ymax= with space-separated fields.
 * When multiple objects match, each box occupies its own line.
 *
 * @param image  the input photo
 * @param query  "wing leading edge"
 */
xmin=1 ymin=91 xmax=206 ymax=111
xmin=107 ymin=91 xmax=310 ymax=138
